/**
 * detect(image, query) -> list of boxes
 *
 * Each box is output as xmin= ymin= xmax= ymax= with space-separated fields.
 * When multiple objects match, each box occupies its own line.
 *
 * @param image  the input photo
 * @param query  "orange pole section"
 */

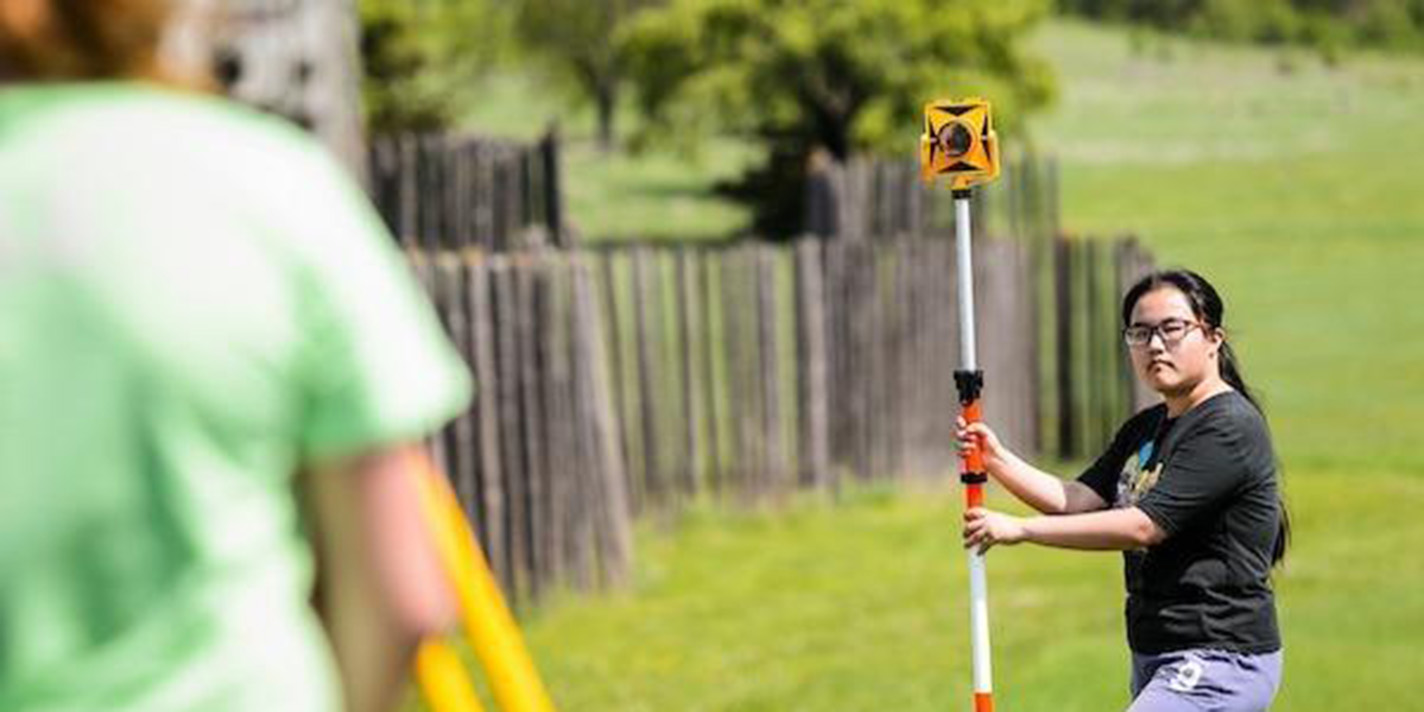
xmin=961 ymin=398 xmax=986 ymax=510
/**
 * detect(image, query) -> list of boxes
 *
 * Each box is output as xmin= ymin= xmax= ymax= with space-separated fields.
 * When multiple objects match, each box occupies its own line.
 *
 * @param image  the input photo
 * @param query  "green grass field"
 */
xmin=518 ymin=470 xmax=1424 ymax=710
xmin=1035 ymin=21 xmax=1424 ymax=474
xmin=451 ymin=20 xmax=1424 ymax=711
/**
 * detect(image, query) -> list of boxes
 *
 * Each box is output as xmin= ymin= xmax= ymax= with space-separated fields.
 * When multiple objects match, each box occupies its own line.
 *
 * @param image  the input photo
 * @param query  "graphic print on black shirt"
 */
xmin=1111 ymin=416 xmax=1172 ymax=510
xmin=1078 ymin=390 xmax=1282 ymax=655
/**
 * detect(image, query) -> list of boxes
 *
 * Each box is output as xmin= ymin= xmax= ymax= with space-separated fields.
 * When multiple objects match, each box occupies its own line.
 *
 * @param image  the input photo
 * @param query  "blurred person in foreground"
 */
xmin=0 ymin=1 xmax=471 ymax=710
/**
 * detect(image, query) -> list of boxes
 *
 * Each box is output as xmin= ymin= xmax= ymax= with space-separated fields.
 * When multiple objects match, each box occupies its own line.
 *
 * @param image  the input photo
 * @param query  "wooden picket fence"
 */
xmin=804 ymin=152 xmax=1060 ymax=245
xmin=586 ymin=238 xmax=1040 ymax=511
xmin=407 ymin=234 xmax=1154 ymax=604
xmin=1046 ymin=236 xmax=1161 ymax=460
xmin=370 ymin=131 xmax=567 ymax=253
xmin=410 ymin=251 xmax=630 ymax=607
xmin=800 ymin=152 xmax=1163 ymax=458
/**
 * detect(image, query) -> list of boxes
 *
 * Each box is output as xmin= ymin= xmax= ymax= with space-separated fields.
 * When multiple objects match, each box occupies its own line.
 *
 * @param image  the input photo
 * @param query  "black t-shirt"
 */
xmin=1078 ymin=390 xmax=1282 ymax=654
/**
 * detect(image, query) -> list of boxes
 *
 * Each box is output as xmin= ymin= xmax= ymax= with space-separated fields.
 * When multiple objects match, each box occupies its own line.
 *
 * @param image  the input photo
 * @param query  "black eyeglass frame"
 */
xmin=1122 ymin=318 xmax=1208 ymax=348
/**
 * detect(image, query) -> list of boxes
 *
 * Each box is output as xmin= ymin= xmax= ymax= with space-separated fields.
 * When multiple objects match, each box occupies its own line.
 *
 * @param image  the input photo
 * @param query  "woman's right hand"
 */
xmin=956 ymin=416 xmax=1007 ymax=472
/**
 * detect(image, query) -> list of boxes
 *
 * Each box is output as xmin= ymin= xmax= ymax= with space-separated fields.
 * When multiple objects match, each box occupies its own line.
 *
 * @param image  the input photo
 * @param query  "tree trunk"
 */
xmin=168 ymin=0 xmax=366 ymax=181
xmin=596 ymin=80 xmax=617 ymax=153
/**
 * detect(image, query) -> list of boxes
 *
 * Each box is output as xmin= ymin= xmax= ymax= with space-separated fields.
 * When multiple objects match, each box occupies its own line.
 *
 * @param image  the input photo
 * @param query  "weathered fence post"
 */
xmin=795 ymin=238 xmax=830 ymax=490
xmin=568 ymin=253 xmax=632 ymax=587
xmin=676 ymin=247 xmax=703 ymax=497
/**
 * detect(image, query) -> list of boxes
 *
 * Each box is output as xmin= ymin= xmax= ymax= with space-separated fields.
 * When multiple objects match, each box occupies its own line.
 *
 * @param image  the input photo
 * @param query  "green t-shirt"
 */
xmin=0 ymin=83 xmax=473 ymax=710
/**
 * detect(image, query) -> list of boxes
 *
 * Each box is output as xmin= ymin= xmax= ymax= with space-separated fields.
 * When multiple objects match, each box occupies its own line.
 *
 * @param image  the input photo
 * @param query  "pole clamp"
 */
xmin=951 ymin=188 xmax=973 ymax=200
xmin=954 ymin=369 xmax=984 ymax=406
xmin=960 ymin=471 xmax=988 ymax=485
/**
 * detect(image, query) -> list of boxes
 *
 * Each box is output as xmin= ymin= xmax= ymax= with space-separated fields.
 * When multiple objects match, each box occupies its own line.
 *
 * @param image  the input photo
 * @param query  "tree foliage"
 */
xmin=618 ymin=0 xmax=1056 ymax=235
xmin=514 ymin=0 xmax=663 ymax=150
xmin=360 ymin=0 xmax=508 ymax=133
xmin=620 ymin=0 xmax=1056 ymax=160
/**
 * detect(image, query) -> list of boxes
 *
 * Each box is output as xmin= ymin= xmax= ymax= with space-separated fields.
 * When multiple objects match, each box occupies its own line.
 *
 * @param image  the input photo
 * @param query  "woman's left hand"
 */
xmin=962 ymin=508 xmax=1028 ymax=554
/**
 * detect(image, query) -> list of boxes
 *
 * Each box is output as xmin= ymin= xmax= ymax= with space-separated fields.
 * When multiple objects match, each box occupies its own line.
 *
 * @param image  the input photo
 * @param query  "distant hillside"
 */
xmin=1059 ymin=0 xmax=1424 ymax=58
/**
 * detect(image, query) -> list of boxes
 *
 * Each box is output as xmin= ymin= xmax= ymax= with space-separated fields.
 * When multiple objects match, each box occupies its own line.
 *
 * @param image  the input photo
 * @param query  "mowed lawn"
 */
xmin=520 ymin=470 xmax=1423 ymax=711
xmin=445 ymin=21 xmax=1424 ymax=712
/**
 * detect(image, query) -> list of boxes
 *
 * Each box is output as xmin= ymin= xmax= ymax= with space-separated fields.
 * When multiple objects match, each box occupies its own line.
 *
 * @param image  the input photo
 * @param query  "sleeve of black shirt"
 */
xmin=1134 ymin=417 xmax=1247 ymax=537
xmin=1076 ymin=409 xmax=1153 ymax=506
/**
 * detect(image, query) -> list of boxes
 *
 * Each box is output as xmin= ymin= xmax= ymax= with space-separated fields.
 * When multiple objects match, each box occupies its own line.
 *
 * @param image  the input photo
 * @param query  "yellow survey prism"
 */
xmin=919 ymin=98 xmax=1000 ymax=192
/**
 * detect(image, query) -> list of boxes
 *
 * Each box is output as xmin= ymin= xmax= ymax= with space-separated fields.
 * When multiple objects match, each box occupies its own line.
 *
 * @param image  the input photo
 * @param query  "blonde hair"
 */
xmin=0 ymin=0 xmax=174 ymax=81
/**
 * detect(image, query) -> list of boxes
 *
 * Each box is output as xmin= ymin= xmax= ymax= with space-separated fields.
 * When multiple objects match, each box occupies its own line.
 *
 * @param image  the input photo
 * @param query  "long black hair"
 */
xmin=1122 ymin=269 xmax=1290 ymax=566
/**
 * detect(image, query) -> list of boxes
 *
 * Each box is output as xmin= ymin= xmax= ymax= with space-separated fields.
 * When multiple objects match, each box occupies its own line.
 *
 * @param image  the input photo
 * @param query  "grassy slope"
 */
xmin=1034 ymin=21 xmax=1424 ymax=472
xmin=450 ymin=21 xmax=1424 ymax=711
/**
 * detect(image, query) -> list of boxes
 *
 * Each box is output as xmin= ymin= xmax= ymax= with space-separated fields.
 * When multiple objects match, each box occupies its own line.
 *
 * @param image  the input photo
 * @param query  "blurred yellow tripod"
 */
xmin=411 ymin=457 xmax=557 ymax=712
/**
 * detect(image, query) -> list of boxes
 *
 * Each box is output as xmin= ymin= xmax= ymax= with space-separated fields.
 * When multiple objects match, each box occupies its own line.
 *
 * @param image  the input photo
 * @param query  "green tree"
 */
xmin=619 ymin=0 xmax=1056 ymax=234
xmin=514 ymin=0 xmax=663 ymax=150
xmin=360 ymin=0 xmax=508 ymax=133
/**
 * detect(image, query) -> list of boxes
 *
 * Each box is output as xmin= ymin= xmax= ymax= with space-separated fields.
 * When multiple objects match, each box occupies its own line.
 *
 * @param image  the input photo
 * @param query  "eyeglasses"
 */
xmin=1122 ymin=318 xmax=1204 ymax=348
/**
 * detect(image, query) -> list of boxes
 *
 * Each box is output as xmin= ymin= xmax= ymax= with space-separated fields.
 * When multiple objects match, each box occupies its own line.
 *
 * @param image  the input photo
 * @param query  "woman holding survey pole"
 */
xmin=958 ymin=269 xmax=1287 ymax=712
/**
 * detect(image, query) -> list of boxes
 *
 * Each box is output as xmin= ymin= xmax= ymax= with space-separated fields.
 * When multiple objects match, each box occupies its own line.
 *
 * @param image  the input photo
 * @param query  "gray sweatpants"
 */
xmin=1128 ymin=648 xmax=1283 ymax=711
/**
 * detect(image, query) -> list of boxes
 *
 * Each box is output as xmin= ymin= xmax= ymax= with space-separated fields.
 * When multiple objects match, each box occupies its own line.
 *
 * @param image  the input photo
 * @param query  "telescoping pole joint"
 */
xmin=954 ymin=368 xmax=988 ymax=487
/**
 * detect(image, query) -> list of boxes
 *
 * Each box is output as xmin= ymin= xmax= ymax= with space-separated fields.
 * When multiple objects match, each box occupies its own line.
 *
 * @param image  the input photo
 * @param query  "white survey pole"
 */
xmin=956 ymin=197 xmax=978 ymax=370
xmin=919 ymin=97 xmax=1000 ymax=712
xmin=956 ymin=193 xmax=994 ymax=712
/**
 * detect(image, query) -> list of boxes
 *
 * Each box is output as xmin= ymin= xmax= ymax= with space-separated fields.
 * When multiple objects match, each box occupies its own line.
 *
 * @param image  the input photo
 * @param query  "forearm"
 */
xmin=305 ymin=446 xmax=456 ymax=712
xmin=1020 ymin=507 xmax=1162 ymax=551
xmin=986 ymin=449 xmax=1076 ymax=514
